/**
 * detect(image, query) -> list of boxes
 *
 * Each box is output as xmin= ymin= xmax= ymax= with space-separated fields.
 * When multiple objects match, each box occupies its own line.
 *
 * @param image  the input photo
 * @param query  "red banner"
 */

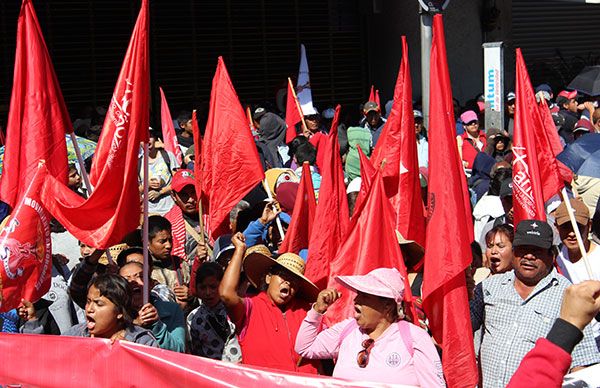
xmin=0 ymin=333 xmax=413 ymax=387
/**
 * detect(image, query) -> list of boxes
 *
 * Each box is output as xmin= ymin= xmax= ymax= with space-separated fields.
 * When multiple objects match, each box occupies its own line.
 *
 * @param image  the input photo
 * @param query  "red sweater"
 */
xmin=237 ymin=292 xmax=319 ymax=374
xmin=459 ymin=131 xmax=487 ymax=169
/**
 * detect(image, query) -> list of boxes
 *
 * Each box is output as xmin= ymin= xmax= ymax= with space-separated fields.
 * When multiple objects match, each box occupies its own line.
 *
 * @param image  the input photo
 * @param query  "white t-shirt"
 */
xmin=556 ymin=243 xmax=600 ymax=339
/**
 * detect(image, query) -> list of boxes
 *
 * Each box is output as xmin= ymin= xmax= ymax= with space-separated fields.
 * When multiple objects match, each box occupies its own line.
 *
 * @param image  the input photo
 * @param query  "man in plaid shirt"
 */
xmin=471 ymin=219 xmax=600 ymax=387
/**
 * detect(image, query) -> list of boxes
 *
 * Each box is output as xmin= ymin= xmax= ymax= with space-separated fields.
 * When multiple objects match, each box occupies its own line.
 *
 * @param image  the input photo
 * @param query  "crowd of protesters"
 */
xmin=2 ymin=80 xmax=600 ymax=387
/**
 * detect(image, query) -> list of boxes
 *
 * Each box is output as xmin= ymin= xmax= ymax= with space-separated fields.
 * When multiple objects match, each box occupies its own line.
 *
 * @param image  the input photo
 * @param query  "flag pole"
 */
xmin=288 ymin=77 xmax=308 ymax=134
xmin=142 ymin=140 xmax=150 ymax=305
xmin=69 ymin=133 xmax=93 ymax=197
xmin=560 ymin=187 xmax=594 ymax=279
xmin=69 ymin=133 xmax=117 ymax=266
xmin=263 ymin=179 xmax=286 ymax=242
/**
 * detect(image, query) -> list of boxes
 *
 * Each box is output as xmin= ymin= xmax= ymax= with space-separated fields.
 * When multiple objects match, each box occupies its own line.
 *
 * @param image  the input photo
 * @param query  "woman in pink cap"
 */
xmin=295 ymin=268 xmax=445 ymax=386
xmin=457 ymin=110 xmax=487 ymax=170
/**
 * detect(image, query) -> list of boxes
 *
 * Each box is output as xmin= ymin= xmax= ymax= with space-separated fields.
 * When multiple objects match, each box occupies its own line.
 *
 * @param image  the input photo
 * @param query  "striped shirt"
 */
xmin=471 ymin=268 xmax=600 ymax=388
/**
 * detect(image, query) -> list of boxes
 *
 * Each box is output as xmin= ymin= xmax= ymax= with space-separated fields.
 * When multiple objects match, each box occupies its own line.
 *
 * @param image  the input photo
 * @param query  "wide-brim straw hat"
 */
xmin=99 ymin=243 xmax=129 ymax=266
xmin=243 ymin=246 xmax=319 ymax=302
xmin=395 ymin=230 xmax=424 ymax=263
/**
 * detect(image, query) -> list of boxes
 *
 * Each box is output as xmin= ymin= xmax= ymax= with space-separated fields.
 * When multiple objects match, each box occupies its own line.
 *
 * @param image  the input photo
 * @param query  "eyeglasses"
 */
xmin=465 ymin=121 xmax=479 ymax=126
xmin=356 ymin=338 xmax=375 ymax=368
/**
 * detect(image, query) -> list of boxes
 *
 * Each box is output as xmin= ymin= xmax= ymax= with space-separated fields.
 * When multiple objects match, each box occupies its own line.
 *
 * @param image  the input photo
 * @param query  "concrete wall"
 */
xmin=366 ymin=0 xmax=485 ymax=107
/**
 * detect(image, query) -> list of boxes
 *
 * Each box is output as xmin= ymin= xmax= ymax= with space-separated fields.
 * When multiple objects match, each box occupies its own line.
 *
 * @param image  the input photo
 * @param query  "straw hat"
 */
xmin=395 ymin=230 xmax=424 ymax=265
xmin=264 ymin=168 xmax=299 ymax=197
xmin=243 ymin=249 xmax=319 ymax=302
xmin=99 ymin=243 xmax=129 ymax=265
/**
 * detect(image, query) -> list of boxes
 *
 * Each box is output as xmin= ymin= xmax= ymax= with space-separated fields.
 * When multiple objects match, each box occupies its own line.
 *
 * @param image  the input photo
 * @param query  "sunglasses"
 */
xmin=356 ymin=338 xmax=375 ymax=368
xmin=465 ymin=121 xmax=479 ymax=126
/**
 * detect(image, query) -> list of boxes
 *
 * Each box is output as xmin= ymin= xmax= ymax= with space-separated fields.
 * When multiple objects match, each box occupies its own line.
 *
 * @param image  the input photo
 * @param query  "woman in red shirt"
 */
xmin=457 ymin=110 xmax=487 ymax=170
xmin=219 ymin=228 xmax=321 ymax=373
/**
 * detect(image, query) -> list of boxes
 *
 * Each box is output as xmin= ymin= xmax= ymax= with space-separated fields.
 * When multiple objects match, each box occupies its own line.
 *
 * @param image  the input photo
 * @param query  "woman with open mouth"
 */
xmin=294 ymin=267 xmax=445 ymax=386
xmin=219 ymin=232 xmax=321 ymax=374
xmin=20 ymin=274 xmax=157 ymax=347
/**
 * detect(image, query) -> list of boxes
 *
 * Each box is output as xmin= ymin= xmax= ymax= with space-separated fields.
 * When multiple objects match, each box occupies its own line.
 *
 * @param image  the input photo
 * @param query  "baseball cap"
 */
xmin=253 ymin=107 xmax=266 ymax=121
xmin=535 ymin=83 xmax=553 ymax=96
xmin=499 ymin=179 xmax=513 ymax=198
xmin=556 ymin=90 xmax=577 ymax=105
xmin=513 ymin=220 xmax=554 ymax=249
xmin=460 ymin=110 xmax=478 ymax=124
xmin=506 ymin=92 xmax=516 ymax=102
xmin=171 ymin=169 xmax=195 ymax=192
xmin=413 ymin=109 xmax=423 ymax=119
xmin=554 ymin=198 xmax=590 ymax=226
xmin=363 ymin=101 xmax=380 ymax=114
xmin=573 ymin=119 xmax=594 ymax=133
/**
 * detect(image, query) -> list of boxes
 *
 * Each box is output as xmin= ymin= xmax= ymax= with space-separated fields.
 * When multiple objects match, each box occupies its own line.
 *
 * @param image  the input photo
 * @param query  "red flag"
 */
xmin=191 ymin=110 xmax=202 ymax=200
xmin=304 ymin=106 xmax=349 ymax=289
xmin=0 ymin=127 xmax=5 ymax=147
xmin=370 ymin=37 xmax=425 ymax=248
xmin=279 ymin=162 xmax=317 ymax=254
xmin=326 ymin=170 xmax=416 ymax=326
xmin=201 ymin=57 xmax=265 ymax=240
xmin=537 ymin=95 xmax=573 ymax=191
xmin=368 ymin=85 xmax=381 ymax=107
xmin=159 ymin=87 xmax=183 ymax=165
xmin=0 ymin=0 xmax=70 ymax=209
xmin=286 ymin=78 xmax=303 ymax=143
xmin=422 ymin=15 xmax=478 ymax=388
xmin=0 ymin=164 xmax=52 ymax=312
xmin=513 ymin=49 xmax=547 ymax=224
xmin=375 ymin=90 xmax=380 ymax=107
xmin=350 ymin=144 xmax=376 ymax=217
xmin=40 ymin=0 xmax=149 ymax=249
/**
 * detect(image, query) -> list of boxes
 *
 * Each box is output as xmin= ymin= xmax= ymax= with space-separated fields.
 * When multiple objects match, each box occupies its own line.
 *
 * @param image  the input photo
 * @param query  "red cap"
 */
xmin=558 ymin=90 xmax=577 ymax=100
xmin=171 ymin=169 xmax=195 ymax=192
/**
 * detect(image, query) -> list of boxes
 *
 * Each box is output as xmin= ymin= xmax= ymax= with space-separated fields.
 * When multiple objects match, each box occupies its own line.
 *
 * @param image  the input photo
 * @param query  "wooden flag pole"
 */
xmin=560 ymin=187 xmax=594 ymax=279
xmin=288 ymin=77 xmax=308 ymax=134
xmin=263 ymin=179 xmax=286 ymax=242
xmin=142 ymin=140 xmax=150 ymax=305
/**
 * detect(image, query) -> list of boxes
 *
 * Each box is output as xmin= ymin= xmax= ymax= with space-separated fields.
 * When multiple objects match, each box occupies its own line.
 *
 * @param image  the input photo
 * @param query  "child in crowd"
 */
xmin=187 ymin=262 xmax=241 ymax=362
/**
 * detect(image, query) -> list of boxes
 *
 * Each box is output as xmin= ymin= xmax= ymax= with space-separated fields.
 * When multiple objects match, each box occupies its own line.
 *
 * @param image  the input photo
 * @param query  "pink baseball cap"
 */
xmin=558 ymin=90 xmax=577 ymax=100
xmin=460 ymin=110 xmax=478 ymax=124
xmin=335 ymin=268 xmax=405 ymax=305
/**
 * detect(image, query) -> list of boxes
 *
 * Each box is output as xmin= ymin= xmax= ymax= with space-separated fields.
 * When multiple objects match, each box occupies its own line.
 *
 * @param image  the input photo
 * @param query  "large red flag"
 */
xmin=159 ymin=87 xmax=183 ymax=165
xmin=0 ymin=164 xmax=52 ymax=312
xmin=285 ymin=78 xmax=303 ymax=143
xmin=513 ymin=49 xmax=547 ymax=224
xmin=326 ymin=169 xmax=416 ymax=326
xmin=370 ymin=37 xmax=425 ymax=248
xmin=422 ymin=15 xmax=478 ymax=388
xmin=0 ymin=0 xmax=70 ymax=209
xmin=304 ymin=106 xmax=350 ymax=289
xmin=201 ymin=57 xmax=265 ymax=240
xmin=40 ymin=0 xmax=149 ymax=249
xmin=279 ymin=162 xmax=317 ymax=254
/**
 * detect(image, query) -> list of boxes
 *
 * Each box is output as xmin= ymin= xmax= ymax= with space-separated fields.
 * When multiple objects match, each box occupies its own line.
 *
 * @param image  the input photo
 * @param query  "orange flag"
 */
xmin=201 ymin=57 xmax=265 ymax=239
xmin=422 ymin=14 xmax=478 ymax=388
xmin=0 ymin=0 xmax=70 ymax=209
xmin=278 ymin=162 xmax=317 ymax=254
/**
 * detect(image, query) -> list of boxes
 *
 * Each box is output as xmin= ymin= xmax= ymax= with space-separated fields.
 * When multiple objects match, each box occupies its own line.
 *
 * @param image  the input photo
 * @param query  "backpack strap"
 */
xmin=159 ymin=148 xmax=173 ymax=173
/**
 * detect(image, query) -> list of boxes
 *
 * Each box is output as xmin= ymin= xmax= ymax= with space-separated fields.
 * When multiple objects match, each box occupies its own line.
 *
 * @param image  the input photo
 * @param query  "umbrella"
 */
xmin=557 ymin=133 xmax=600 ymax=177
xmin=577 ymin=149 xmax=600 ymax=179
xmin=568 ymin=66 xmax=600 ymax=96
xmin=0 ymin=134 xmax=96 ymax=175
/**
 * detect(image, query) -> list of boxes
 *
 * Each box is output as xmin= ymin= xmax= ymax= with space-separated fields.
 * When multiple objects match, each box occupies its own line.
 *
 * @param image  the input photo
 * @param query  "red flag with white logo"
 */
xmin=41 ymin=0 xmax=149 ymax=249
xmin=160 ymin=87 xmax=183 ymax=165
xmin=0 ymin=164 xmax=52 ymax=312
xmin=0 ymin=0 xmax=70 ymax=209
xmin=513 ymin=49 xmax=547 ymax=224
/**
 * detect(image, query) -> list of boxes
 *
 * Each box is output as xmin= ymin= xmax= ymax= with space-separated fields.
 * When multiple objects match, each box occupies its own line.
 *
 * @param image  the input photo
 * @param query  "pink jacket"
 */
xmin=295 ymin=308 xmax=446 ymax=387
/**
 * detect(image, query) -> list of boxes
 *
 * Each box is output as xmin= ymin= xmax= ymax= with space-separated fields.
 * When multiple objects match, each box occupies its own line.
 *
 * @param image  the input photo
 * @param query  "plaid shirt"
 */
xmin=471 ymin=268 xmax=600 ymax=388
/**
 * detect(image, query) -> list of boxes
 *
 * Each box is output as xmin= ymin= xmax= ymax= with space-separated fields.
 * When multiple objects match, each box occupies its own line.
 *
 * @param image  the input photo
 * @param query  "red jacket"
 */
xmin=506 ymin=338 xmax=571 ymax=387
xmin=459 ymin=131 xmax=487 ymax=169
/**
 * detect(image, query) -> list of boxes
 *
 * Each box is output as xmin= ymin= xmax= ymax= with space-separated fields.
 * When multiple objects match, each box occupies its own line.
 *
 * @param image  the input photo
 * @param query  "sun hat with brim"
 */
xmin=243 ymin=250 xmax=320 ymax=302
xmin=100 ymin=243 xmax=129 ymax=265
xmin=395 ymin=230 xmax=425 ymax=264
xmin=335 ymin=268 xmax=405 ymax=305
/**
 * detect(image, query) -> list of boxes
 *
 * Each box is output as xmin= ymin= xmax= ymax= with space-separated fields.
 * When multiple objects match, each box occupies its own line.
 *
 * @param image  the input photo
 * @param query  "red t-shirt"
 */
xmin=236 ymin=292 xmax=319 ymax=374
